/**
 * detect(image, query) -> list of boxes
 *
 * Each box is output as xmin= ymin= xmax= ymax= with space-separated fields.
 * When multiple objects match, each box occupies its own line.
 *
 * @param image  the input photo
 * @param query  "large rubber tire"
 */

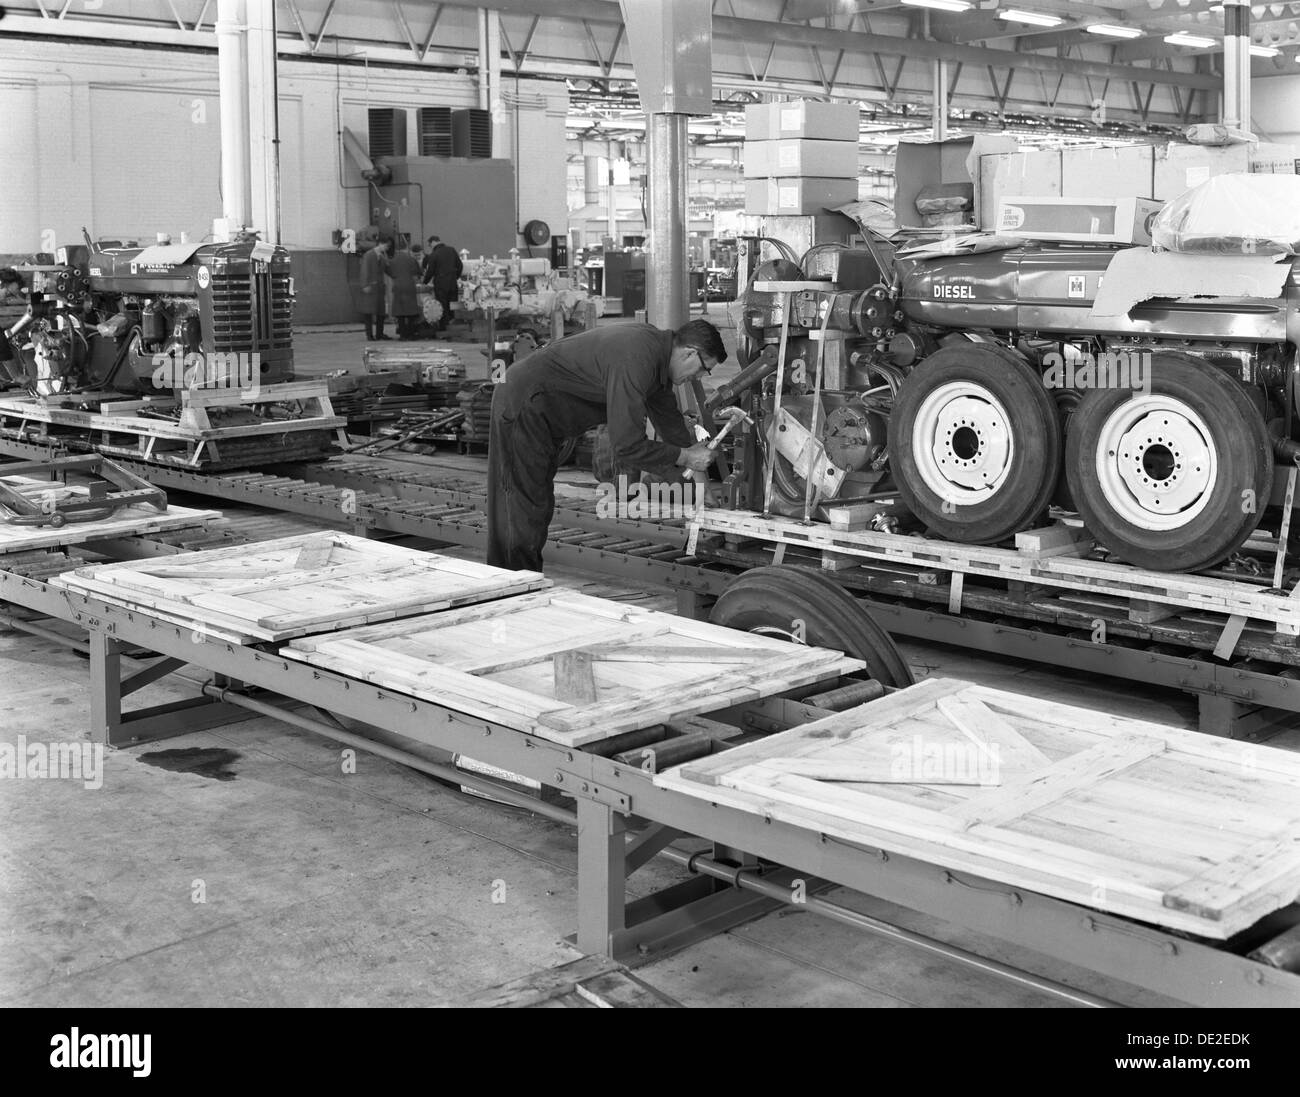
xmin=891 ymin=344 xmax=1062 ymax=543
xmin=1064 ymin=353 xmax=1273 ymax=572
xmin=708 ymin=565 xmax=914 ymax=688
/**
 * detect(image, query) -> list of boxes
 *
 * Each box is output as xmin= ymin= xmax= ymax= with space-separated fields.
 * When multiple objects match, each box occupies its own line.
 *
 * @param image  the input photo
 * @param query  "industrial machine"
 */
xmin=730 ymin=236 xmax=1300 ymax=573
xmin=0 ymin=233 xmax=293 ymax=397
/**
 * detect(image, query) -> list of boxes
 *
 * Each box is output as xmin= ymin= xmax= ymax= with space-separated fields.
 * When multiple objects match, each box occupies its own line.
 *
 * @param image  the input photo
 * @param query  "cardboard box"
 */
xmin=894 ymin=135 xmax=1018 ymax=231
xmin=1061 ymin=145 xmax=1154 ymax=199
xmin=1250 ymin=143 xmax=1299 ymax=175
xmin=997 ymin=196 xmax=1164 ymax=244
xmin=978 ymin=150 xmax=1061 ymax=230
xmin=1154 ymin=143 xmax=1251 ymax=199
xmin=744 ymin=138 xmax=859 ymax=179
xmin=745 ymin=177 xmax=859 ymax=216
xmin=744 ymin=100 xmax=859 ymax=142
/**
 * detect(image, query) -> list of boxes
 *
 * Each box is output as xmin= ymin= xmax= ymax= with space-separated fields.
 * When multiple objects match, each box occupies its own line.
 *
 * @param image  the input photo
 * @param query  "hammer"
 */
xmin=684 ymin=405 xmax=753 ymax=481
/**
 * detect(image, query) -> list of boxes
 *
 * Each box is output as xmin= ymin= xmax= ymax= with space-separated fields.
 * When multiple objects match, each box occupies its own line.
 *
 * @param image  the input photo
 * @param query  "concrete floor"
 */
xmin=2 ymin=313 xmax=1293 ymax=1007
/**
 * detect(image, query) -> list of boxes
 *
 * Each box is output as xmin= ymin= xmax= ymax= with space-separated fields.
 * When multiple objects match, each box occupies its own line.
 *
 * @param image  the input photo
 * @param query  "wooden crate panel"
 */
xmin=50 ymin=533 xmax=547 ymax=643
xmin=656 ymin=677 xmax=1300 ymax=939
xmin=283 ymin=590 xmax=864 ymax=746
xmin=0 ymin=477 xmax=218 ymax=556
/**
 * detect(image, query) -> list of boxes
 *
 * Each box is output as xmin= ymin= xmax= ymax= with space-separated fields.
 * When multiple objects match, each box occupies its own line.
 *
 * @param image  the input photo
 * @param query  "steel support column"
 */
xmin=932 ymin=59 xmax=949 ymax=141
xmin=215 ymin=0 xmax=251 ymax=237
xmin=646 ymin=113 xmax=689 ymax=328
xmin=246 ymin=0 xmax=281 ymax=243
xmin=618 ymin=0 xmax=712 ymax=329
xmin=1222 ymin=0 xmax=1251 ymax=130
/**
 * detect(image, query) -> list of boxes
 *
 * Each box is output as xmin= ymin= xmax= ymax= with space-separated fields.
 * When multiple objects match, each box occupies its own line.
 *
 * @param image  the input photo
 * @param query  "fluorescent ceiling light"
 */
xmin=997 ymin=9 xmax=1064 ymax=26
xmin=1085 ymin=24 xmax=1144 ymax=38
xmin=1250 ymin=44 xmax=1281 ymax=56
xmin=900 ymin=0 xmax=973 ymax=11
xmin=1164 ymin=33 xmax=1217 ymax=48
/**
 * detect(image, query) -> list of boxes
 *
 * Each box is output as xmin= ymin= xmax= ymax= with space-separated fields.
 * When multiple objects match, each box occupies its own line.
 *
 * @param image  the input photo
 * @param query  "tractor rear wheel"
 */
xmin=708 ymin=565 xmax=914 ymax=688
xmin=1064 ymin=353 xmax=1272 ymax=572
xmin=892 ymin=344 xmax=1062 ymax=543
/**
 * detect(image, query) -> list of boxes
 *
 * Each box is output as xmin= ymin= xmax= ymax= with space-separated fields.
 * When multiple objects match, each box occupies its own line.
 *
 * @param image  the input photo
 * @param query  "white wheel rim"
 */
xmin=1094 ymin=395 xmax=1217 ymax=531
xmin=911 ymin=381 xmax=1015 ymax=506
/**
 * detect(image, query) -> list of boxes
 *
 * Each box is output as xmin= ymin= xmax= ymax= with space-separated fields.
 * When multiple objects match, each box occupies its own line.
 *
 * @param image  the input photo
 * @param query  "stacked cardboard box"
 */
xmin=743 ymin=101 xmax=859 ymax=215
xmin=979 ymin=141 xmax=1296 ymax=228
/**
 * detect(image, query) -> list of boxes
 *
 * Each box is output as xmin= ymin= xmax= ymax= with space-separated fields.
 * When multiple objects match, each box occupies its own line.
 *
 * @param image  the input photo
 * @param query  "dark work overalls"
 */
xmin=487 ymin=324 xmax=693 ymax=571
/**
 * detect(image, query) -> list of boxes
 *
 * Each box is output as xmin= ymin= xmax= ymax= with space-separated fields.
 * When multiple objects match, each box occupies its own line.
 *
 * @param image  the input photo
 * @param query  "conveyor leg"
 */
xmin=1197 ymin=693 xmax=1296 ymax=740
xmin=577 ymin=798 xmax=627 ymax=957
xmin=89 ymin=630 xmax=123 ymax=748
xmin=85 ymin=629 xmax=258 ymax=748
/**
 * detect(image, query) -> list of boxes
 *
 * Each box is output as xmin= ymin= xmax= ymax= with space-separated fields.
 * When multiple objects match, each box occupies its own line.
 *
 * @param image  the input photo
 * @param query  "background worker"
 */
xmin=359 ymin=237 xmax=392 ymax=341
xmin=421 ymin=235 xmax=464 ymax=334
xmin=389 ymin=241 xmax=422 ymax=340
xmin=487 ymin=318 xmax=727 ymax=572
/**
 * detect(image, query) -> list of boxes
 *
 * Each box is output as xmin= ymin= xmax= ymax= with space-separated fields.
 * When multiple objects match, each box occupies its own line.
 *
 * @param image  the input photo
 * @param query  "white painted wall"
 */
xmin=1253 ymin=75 xmax=1300 ymax=145
xmin=0 ymin=38 xmax=568 ymax=254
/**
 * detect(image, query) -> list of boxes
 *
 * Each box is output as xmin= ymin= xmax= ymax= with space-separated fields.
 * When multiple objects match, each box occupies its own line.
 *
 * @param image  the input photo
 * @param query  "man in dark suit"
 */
xmin=421 ymin=235 xmax=464 ymax=333
xmin=359 ymin=238 xmax=392 ymax=341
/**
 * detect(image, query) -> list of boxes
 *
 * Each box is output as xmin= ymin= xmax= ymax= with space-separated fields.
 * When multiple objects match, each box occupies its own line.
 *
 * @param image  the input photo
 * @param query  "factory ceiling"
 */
xmin=4 ymin=0 xmax=1298 ymax=131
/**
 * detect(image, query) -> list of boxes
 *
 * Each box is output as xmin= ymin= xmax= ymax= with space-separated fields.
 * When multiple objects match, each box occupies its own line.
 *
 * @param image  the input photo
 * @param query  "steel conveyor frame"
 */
xmin=2 ymin=565 xmax=1298 ymax=1008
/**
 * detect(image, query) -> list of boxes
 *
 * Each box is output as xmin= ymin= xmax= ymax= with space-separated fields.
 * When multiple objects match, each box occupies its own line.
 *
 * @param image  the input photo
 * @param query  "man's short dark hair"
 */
xmin=674 ymin=319 xmax=727 ymax=364
xmin=0 ymin=267 xmax=21 ymax=288
xmin=427 ymin=235 xmax=441 ymax=245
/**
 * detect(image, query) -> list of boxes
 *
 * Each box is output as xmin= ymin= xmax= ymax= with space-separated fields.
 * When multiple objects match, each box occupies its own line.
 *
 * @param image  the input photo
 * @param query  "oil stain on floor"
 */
xmin=138 ymin=747 xmax=241 ymax=782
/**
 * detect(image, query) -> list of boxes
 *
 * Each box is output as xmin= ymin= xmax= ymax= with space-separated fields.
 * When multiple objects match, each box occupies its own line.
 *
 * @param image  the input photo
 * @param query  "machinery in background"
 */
xmin=718 ymin=235 xmax=1300 ymax=573
xmin=457 ymin=251 xmax=600 ymax=333
xmin=0 ymin=233 xmax=292 ymax=397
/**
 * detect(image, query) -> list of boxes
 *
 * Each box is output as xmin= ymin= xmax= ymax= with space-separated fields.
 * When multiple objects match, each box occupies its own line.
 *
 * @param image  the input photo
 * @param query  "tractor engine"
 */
xmin=1 ymin=236 xmax=294 ymax=398
xmin=737 ymin=239 xmax=1300 ymax=573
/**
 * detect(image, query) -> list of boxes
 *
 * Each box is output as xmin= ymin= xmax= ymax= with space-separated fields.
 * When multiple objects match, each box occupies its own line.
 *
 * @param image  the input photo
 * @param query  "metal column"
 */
xmin=618 ymin=0 xmax=713 ymax=329
xmin=214 ymin=0 xmax=251 ymax=238
xmin=932 ymin=60 xmax=949 ymax=140
xmin=1222 ymin=0 xmax=1252 ymax=130
xmin=246 ymin=0 xmax=281 ymax=243
xmin=647 ymin=113 xmax=690 ymax=328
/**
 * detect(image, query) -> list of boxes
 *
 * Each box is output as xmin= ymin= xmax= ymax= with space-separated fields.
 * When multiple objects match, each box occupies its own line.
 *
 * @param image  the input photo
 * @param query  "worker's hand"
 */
xmin=676 ymin=442 xmax=714 ymax=473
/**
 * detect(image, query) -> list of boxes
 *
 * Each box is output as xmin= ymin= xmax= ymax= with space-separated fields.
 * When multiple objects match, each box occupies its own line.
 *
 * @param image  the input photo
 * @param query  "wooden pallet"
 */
xmin=694 ymin=509 xmax=1300 ymax=642
xmin=657 ymin=677 xmax=1300 ymax=940
xmin=0 ymin=476 xmax=218 ymax=556
xmin=282 ymin=589 xmax=863 ymax=747
xmin=50 ymin=532 xmax=547 ymax=644
xmin=700 ymin=539 xmax=1300 ymax=668
xmin=0 ymin=381 xmax=347 ymax=468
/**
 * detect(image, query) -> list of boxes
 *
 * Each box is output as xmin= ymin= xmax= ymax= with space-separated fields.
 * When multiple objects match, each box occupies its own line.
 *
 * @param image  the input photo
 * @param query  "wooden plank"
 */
xmin=1212 ymin=614 xmax=1248 ymax=661
xmin=1163 ymin=821 xmax=1300 ymax=923
xmin=935 ymin=695 xmax=1052 ymax=775
xmin=1013 ymin=523 xmax=1092 ymax=556
xmin=673 ymin=678 xmax=971 ymax=787
xmin=767 ymin=756 xmax=999 ymax=785
xmin=947 ymin=734 xmax=1167 ymax=830
xmin=554 ymin=649 xmax=598 ymax=704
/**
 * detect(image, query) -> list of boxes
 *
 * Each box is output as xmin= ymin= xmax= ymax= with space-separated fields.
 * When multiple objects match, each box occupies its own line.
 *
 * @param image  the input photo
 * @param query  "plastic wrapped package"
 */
xmin=1149 ymin=174 xmax=1300 ymax=255
xmin=1183 ymin=123 xmax=1257 ymax=147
